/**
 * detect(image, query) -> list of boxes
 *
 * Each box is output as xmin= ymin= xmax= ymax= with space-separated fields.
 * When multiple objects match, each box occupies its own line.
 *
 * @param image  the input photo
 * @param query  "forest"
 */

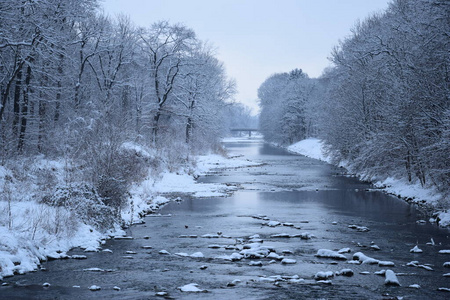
xmin=0 ymin=0 xmax=258 ymax=233
xmin=259 ymin=0 xmax=449 ymax=205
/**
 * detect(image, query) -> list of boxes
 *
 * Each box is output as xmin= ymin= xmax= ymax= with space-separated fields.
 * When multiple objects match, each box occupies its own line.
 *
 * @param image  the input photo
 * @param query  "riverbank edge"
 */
xmin=285 ymin=138 xmax=450 ymax=228
xmin=0 ymin=148 xmax=261 ymax=280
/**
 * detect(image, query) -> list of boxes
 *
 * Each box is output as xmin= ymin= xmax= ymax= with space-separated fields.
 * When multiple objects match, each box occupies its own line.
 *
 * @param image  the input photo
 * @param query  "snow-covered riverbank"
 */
xmin=0 ymin=150 xmax=260 ymax=280
xmin=287 ymin=138 xmax=450 ymax=227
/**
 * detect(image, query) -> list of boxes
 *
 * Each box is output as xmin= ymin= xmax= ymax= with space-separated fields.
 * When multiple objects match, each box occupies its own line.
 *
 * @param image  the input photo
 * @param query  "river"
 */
xmin=1 ymin=138 xmax=449 ymax=299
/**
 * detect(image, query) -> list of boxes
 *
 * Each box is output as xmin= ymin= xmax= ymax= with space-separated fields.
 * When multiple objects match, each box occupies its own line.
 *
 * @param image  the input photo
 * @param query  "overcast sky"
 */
xmin=101 ymin=0 xmax=391 ymax=114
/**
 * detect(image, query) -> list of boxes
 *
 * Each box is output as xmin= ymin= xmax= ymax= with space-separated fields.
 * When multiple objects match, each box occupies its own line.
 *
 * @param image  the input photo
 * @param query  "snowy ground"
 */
xmin=0 ymin=147 xmax=261 ymax=280
xmin=287 ymin=138 xmax=449 ymax=227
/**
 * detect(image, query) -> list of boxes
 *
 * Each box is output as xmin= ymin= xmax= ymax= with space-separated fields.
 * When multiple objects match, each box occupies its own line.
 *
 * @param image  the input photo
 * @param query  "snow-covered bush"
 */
xmin=42 ymin=184 xmax=117 ymax=231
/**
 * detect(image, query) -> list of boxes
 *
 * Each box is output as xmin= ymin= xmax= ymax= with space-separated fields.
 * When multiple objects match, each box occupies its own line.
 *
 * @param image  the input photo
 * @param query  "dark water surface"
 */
xmin=1 ymin=138 xmax=449 ymax=299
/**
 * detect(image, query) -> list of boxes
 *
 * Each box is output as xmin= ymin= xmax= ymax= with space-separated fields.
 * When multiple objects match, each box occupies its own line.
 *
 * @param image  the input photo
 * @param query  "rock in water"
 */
xmin=384 ymin=270 xmax=400 ymax=286
xmin=178 ymin=283 xmax=206 ymax=292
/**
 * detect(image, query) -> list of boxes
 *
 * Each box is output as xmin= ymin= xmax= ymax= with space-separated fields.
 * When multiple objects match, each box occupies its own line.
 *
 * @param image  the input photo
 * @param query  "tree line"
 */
xmin=259 ymin=0 xmax=449 ymax=201
xmin=0 ymin=0 xmax=239 ymax=227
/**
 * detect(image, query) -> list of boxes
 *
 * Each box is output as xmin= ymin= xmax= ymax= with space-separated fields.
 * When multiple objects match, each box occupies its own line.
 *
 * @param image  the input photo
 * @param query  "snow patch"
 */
xmin=287 ymin=138 xmax=330 ymax=162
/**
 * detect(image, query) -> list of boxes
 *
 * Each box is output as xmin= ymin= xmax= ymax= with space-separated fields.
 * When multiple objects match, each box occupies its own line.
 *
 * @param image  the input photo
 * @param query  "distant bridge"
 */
xmin=230 ymin=128 xmax=259 ymax=137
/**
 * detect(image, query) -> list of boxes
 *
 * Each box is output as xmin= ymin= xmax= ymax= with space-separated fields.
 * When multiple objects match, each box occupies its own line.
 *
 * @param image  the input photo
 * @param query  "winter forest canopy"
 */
xmin=259 ymin=0 xmax=449 ymax=202
xmin=0 ymin=0 xmax=257 ymax=230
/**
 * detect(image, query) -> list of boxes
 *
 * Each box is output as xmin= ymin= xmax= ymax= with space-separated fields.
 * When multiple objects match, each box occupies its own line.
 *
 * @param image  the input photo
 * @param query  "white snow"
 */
xmin=316 ymin=249 xmax=347 ymax=260
xmin=249 ymin=261 xmax=263 ymax=266
xmin=281 ymin=258 xmax=297 ymax=264
xmin=353 ymin=252 xmax=379 ymax=264
xmin=178 ymin=283 xmax=206 ymax=293
xmin=216 ymin=252 xmax=243 ymax=261
xmin=287 ymin=138 xmax=447 ymax=226
xmin=384 ymin=270 xmax=400 ymax=286
xmin=287 ymin=138 xmax=330 ymax=162
xmin=190 ymin=252 xmax=204 ymax=258
xmin=336 ymin=269 xmax=354 ymax=276
xmin=410 ymin=245 xmax=423 ymax=253
xmin=314 ymin=271 xmax=334 ymax=280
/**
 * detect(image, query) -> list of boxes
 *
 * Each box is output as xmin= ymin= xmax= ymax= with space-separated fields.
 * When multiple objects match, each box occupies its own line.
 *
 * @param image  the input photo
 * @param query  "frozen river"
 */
xmin=1 ymin=138 xmax=450 ymax=299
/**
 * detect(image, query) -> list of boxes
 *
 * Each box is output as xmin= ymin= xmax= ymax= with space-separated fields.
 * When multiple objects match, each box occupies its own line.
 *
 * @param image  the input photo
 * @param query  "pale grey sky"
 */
xmin=101 ymin=0 xmax=391 ymax=114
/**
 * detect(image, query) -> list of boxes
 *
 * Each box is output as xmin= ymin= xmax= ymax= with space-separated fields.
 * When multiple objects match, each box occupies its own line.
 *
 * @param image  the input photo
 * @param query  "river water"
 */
xmin=1 ymin=138 xmax=449 ymax=299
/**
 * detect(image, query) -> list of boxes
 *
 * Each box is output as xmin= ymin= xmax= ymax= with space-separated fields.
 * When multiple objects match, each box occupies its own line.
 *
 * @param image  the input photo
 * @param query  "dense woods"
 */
xmin=259 ymin=0 xmax=449 ymax=202
xmin=0 ymin=0 xmax=236 ymax=229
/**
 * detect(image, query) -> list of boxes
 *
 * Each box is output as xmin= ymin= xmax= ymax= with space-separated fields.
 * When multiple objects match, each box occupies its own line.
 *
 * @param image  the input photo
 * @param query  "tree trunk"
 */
xmin=152 ymin=110 xmax=161 ymax=145
xmin=38 ymin=99 xmax=46 ymax=152
xmin=18 ymin=65 xmax=32 ymax=152
xmin=12 ymin=69 xmax=22 ymax=136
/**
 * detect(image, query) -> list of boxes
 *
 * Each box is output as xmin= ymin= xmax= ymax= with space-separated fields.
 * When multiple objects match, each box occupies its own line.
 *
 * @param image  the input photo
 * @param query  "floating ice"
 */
xmin=89 ymin=285 xmax=101 ymax=291
xmin=159 ymin=250 xmax=170 ymax=255
xmin=439 ymin=250 xmax=450 ymax=254
xmin=249 ymin=261 xmax=263 ymax=266
xmin=409 ymin=284 xmax=421 ymax=289
xmin=71 ymin=255 xmax=87 ymax=259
